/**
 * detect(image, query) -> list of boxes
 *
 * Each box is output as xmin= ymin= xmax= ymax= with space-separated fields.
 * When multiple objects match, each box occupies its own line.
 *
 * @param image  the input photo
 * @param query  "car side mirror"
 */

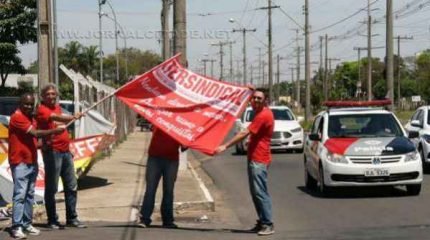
xmin=408 ymin=131 xmax=419 ymax=139
xmin=308 ymin=133 xmax=321 ymax=141
xmin=411 ymin=120 xmax=423 ymax=128
xmin=297 ymin=116 xmax=304 ymax=123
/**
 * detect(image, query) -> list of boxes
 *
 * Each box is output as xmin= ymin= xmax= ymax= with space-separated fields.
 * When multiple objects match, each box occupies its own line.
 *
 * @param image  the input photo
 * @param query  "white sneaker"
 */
xmin=11 ymin=227 xmax=27 ymax=239
xmin=23 ymin=225 xmax=40 ymax=236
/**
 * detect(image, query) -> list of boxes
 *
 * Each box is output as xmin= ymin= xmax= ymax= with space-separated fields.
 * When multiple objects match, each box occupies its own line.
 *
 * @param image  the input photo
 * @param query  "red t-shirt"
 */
xmin=247 ymin=107 xmax=274 ymax=165
xmin=8 ymin=110 xmax=38 ymax=165
xmin=148 ymin=128 xmax=180 ymax=161
xmin=36 ymin=103 xmax=70 ymax=152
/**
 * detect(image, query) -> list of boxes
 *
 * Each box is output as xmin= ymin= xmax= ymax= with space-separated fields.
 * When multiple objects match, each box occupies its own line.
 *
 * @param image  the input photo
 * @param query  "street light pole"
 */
xmin=103 ymin=13 xmax=128 ymax=83
xmin=105 ymin=0 xmax=119 ymax=85
xmin=98 ymin=0 xmax=106 ymax=83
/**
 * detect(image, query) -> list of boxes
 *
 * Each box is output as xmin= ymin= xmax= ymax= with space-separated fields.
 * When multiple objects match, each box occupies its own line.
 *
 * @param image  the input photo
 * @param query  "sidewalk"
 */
xmin=53 ymin=130 xmax=214 ymax=223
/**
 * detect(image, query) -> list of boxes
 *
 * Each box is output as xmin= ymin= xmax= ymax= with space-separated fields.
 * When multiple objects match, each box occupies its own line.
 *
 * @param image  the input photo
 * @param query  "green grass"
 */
xmin=395 ymin=110 xmax=414 ymax=125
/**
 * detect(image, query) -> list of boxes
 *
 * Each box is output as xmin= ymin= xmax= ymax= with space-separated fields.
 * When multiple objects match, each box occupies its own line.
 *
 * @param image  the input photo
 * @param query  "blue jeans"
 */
xmin=140 ymin=156 xmax=179 ymax=225
xmin=42 ymin=150 xmax=78 ymax=223
xmin=11 ymin=163 xmax=38 ymax=229
xmin=248 ymin=160 xmax=273 ymax=225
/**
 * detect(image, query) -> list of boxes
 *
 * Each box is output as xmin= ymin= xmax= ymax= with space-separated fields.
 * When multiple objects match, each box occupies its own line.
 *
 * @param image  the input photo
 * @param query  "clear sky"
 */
xmin=19 ymin=0 xmax=430 ymax=83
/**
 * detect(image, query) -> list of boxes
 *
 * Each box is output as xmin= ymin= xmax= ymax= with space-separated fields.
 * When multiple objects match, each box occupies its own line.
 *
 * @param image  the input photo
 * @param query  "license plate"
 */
xmin=364 ymin=168 xmax=390 ymax=177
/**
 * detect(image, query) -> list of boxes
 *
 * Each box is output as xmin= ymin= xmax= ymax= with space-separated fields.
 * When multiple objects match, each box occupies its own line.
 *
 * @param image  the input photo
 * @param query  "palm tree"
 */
xmin=82 ymin=45 xmax=99 ymax=76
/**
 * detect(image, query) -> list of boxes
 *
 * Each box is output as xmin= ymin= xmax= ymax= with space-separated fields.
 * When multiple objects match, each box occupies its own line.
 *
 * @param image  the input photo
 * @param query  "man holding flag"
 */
xmin=215 ymin=88 xmax=275 ymax=236
xmin=138 ymin=127 xmax=186 ymax=229
xmin=36 ymin=84 xmax=86 ymax=229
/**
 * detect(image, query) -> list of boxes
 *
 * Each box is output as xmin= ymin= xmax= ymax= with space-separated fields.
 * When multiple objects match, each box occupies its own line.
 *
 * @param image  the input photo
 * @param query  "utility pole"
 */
xmin=250 ymin=64 xmax=254 ymax=85
xmin=304 ymin=0 xmax=311 ymax=120
xmin=276 ymin=55 xmax=286 ymax=103
xmin=258 ymin=1 xmax=280 ymax=103
xmin=328 ymin=58 xmax=340 ymax=95
xmin=228 ymin=41 xmax=235 ymax=82
xmin=256 ymin=47 xmax=263 ymax=86
xmin=396 ymin=35 xmax=413 ymax=107
xmin=367 ymin=0 xmax=373 ymax=100
xmin=296 ymin=46 xmax=301 ymax=106
xmin=324 ymin=34 xmax=328 ymax=101
xmin=173 ymin=0 xmax=187 ymax=66
xmin=386 ymin=0 xmax=394 ymax=109
xmin=319 ymin=36 xmax=323 ymax=83
xmin=212 ymin=41 xmax=229 ymax=80
xmin=161 ymin=0 xmax=171 ymax=60
xmin=38 ymin=0 xmax=54 ymax=88
xmin=232 ymin=28 xmax=256 ymax=85
xmin=353 ymin=47 xmax=365 ymax=99
xmin=98 ymin=0 xmax=105 ymax=83
xmin=200 ymin=59 xmax=210 ymax=76
xmin=209 ymin=59 xmax=216 ymax=77
xmin=290 ymin=67 xmax=295 ymax=99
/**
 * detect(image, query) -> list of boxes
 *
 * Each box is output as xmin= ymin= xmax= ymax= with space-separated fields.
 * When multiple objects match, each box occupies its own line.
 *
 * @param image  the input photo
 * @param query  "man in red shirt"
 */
xmin=36 ymin=84 xmax=86 ymax=229
xmin=215 ymin=88 xmax=275 ymax=236
xmin=9 ymin=93 xmax=64 ymax=239
xmin=138 ymin=127 xmax=182 ymax=228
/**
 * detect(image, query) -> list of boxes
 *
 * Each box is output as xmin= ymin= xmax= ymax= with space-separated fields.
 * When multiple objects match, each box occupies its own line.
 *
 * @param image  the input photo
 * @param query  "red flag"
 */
xmin=115 ymin=55 xmax=252 ymax=155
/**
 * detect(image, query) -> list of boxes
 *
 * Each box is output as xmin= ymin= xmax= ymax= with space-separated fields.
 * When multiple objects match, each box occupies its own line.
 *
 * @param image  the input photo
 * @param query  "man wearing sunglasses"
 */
xmin=215 ymin=88 xmax=275 ymax=236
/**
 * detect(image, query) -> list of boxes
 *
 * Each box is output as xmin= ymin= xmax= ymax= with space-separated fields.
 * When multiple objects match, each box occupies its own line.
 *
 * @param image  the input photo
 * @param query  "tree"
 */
xmin=0 ymin=0 xmax=37 ymax=87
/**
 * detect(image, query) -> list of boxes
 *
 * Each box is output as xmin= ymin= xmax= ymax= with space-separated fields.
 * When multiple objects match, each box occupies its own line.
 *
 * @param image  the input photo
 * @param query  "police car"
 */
xmin=304 ymin=100 xmax=422 ymax=196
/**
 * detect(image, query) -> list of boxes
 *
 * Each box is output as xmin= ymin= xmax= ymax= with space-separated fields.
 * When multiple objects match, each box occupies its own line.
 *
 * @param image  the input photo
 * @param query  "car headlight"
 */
xmin=405 ymin=151 xmax=419 ymax=162
xmin=326 ymin=152 xmax=348 ymax=164
xmin=423 ymin=134 xmax=430 ymax=144
xmin=290 ymin=127 xmax=302 ymax=133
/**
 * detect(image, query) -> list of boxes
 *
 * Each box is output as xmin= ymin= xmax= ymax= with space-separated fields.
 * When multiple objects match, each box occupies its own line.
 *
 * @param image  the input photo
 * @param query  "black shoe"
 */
xmin=137 ymin=221 xmax=150 ymax=228
xmin=162 ymin=222 xmax=178 ymax=229
xmin=66 ymin=219 xmax=87 ymax=228
xmin=257 ymin=224 xmax=275 ymax=236
xmin=47 ymin=222 xmax=64 ymax=230
xmin=249 ymin=223 xmax=262 ymax=232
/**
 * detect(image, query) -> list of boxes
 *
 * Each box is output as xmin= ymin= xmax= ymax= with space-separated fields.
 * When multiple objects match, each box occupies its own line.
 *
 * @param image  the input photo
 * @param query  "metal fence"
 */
xmin=60 ymin=65 xmax=136 ymax=144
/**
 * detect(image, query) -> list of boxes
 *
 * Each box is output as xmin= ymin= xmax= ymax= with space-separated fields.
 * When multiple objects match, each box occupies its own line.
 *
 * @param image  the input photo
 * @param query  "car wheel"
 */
xmin=406 ymin=184 xmax=421 ymax=196
xmin=318 ymin=165 xmax=332 ymax=196
xmin=304 ymin=159 xmax=317 ymax=189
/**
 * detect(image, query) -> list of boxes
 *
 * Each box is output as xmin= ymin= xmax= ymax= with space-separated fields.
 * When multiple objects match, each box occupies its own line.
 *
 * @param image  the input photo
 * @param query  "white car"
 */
xmin=234 ymin=106 xmax=304 ymax=154
xmin=405 ymin=106 xmax=430 ymax=170
xmin=304 ymin=101 xmax=422 ymax=196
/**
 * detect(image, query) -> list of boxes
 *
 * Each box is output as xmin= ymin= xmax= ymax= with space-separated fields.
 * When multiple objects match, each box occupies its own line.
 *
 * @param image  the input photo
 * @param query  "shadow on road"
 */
xmin=297 ymin=185 xmax=413 ymax=199
xmin=78 ymin=176 xmax=112 ymax=190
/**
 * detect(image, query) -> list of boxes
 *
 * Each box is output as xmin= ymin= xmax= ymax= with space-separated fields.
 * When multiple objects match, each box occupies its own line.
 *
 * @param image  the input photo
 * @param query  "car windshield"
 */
xmin=0 ymin=100 xmax=19 ymax=116
xmin=328 ymin=113 xmax=404 ymax=138
xmin=428 ymin=110 xmax=430 ymax=125
xmin=245 ymin=108 xmax=295 ymax=122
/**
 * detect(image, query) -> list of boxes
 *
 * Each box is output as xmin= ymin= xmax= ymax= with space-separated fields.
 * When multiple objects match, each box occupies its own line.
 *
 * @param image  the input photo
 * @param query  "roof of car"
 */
xmin=245 ymin=105 xmax=291 ymax=110
xmin=326 ymin=108 xmax=391 ymax=116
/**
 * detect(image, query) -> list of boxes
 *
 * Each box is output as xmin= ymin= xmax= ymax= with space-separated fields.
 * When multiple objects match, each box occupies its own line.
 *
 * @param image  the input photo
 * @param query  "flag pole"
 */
xmin=66 ymin=53 xmax=182 ymax=127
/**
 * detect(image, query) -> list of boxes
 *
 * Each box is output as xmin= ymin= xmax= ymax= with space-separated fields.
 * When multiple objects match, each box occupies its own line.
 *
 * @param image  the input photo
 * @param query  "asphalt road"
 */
xmin=3 ymin=150 xmax=430 ymax=240
xmin=202 ymin=149 xmax=430 ymax=239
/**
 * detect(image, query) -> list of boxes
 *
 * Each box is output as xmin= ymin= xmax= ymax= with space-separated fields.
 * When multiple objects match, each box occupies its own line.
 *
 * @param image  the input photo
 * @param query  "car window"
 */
xmin=328 ymin=114 xmax=403 ymax=138
xmin=245 ymin=108 xmax=294 ymax=121
xmin=428 ymin=110 xmax=430 ymax=125
xmin=311 ymin=116 xmax=322 ymax=135
xmin=0 ymin=100 xmax=20 ymax=116
xmin=411 ymin=110 xmax=420 ymax=121
xmin=417 ymin=110 xmax=424 ymax=126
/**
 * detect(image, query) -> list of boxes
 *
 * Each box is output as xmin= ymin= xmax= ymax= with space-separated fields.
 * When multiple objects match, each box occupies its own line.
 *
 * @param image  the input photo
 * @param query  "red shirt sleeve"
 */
xmin=10 ymin=113 xmax=33 ymax=134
